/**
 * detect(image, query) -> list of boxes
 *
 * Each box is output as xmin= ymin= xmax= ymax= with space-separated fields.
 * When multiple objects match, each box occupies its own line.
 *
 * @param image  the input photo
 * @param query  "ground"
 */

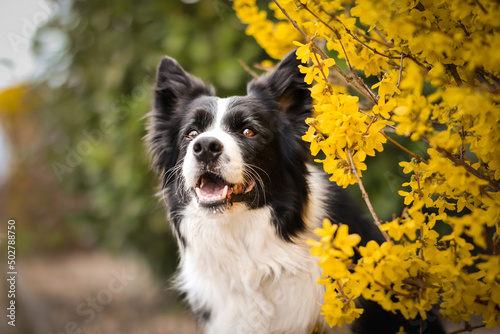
xmin=0 ymin=252 xmax=202 ymax=334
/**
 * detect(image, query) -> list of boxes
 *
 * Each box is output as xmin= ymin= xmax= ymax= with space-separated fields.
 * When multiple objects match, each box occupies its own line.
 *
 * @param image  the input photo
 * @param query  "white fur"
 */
xmin=215 ymin=97 xmax=230 ymax=130
xmin=182 ymin=97 xmax=245 ymax=189
xmin=175 ymin=166 xmax=347 ymax=334
xmin=182 ymin=129 xmax=245 ymax=188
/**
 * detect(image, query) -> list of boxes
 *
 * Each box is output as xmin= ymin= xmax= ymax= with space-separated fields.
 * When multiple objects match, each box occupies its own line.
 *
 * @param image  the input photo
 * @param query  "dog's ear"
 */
xmin=147 ymin=57 xmax=214 ymax=179
xmin=247 ymin=49 xmax=312 ymax=123
xmin=154 ymin=56 xmax=215 ymax=114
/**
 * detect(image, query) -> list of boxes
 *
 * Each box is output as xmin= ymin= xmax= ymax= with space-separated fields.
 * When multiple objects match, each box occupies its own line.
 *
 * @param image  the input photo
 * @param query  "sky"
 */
xmin=0 ymin=0 xmax=59 ymax=89
xmin=0 ymin=0 xmax=59 ymax=183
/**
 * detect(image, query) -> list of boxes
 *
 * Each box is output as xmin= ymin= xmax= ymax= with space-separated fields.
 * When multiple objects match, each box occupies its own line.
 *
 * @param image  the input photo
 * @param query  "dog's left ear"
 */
xmin=248 ymin=49 xmax=312 ymax=123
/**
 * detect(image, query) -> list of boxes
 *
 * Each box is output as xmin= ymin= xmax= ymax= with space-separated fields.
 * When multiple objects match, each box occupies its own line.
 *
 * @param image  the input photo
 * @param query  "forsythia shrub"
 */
xmin=232 ymin=0 xmax=500 ymax=332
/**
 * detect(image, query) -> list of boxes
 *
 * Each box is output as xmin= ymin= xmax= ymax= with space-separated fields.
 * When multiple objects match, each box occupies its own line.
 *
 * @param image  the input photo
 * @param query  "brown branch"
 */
xmin=238 ymin=59 xmax=259 ymax=78
xmin=306 ymin=119 xmax=327 ymax=141
xmin=311 ymin=47 xmax=333 ymax=94
xmin=435 ymin=146 xmax=500 ymax=191
xmin=273 ymin=0 xmax=378 ymax=104
xmin=459 ymin=125 xmax=466 ymax=163
xmin=382 ymin=132 xmax=428 ymax=164
xmin=448 ymin=323 xmax=486 ymax=334
xmin=272 ymin=0 xmax=309 ymax=40
xmin=363 ymin=114 xmax=379 ymax=135
xmin=374 ymin=279 xmax=415 ymax=299
xmin=354 ymin=29 xmax=393 ymax=47
xmin=396 ymin=53 xmax=404 ymax=89
xmin=347 ymin=147 xmax=391 ymax=242
xmin=297 ymin=0 xmax=379 ymax=103
xmin=357 ymin=109 xmax=397 ymax=131
xmin=479 ymin=67 xmax=500 ymax=85
xmin=473 ymin=0 xmax=488 ymax=14
xmin=373 ymin=27 xmax=390 ymax=46
xmin=446 ymin=64 xmax=463 ymax=86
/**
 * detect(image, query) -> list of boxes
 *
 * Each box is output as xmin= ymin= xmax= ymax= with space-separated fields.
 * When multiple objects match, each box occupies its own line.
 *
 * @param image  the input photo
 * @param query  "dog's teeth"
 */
xmin=222 ymin=185 xmax=228 ymax=198
xmin=195 ymin=187 xmax=201 ymax=198
xmin=200 ymin=178 xmax=206 ymax=188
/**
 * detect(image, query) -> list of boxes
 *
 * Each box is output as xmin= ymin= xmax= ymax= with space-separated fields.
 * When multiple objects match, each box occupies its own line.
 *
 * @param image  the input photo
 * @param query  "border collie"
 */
xmin=145 ymin=50 xmax=444 ymax=334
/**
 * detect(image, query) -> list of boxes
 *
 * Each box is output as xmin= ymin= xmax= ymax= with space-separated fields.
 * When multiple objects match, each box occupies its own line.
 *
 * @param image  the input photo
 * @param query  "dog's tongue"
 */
xmin=200 ymin=177 xmax=226 ymax=197
xmin=197 ymin=174 xmax=232 ymax=203
xmin=195 ymin=173 xmax=255 ymax=206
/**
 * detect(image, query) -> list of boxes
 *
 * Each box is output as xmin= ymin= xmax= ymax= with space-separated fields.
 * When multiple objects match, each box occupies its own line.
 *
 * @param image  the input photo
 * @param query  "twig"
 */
xmin=306 ymin=119 xmax=327 ymax=141
xmin=347 ymin=147 xmax=391 ymax=242
xmin=311 ymin=47 xmax=333 ymax=94
xmin=396 ymin=53 xmax=404 ymax=89
xmin=373 ymin=27 xmax=390 ymax=46
xmin=374 ymin=279 xmax=414 ymax=298
xmin=382 ymin=132 xmax=428 ymax=164
xmin=446 ymin=64 xmax=463 ymax=86
xmin=448 ymin=323 xmax=486 ymax=334
xmin=297 ymin=0 xmax=379 ymax=104
xmin=357 ymin=109 xmax=397 ymax=131
xmin=473 ymin=0 xmax=488 ymax=14
xmin=435 ymin=146 xmax=500 ymax=191
xmin=363 ymin=114 xmax=379 ymax=135
xmin=420 ymin=134 xmax=500 ymax=191
xmin=476 ymin=66 xmax=500 ymax=88
xmin=272 ymin=0 xmax=308 ymax=40
xmin=272 ymin=0 xmax=378 ymax=104
xmin=459 ymin=124 xmax=466 ymax=163
xmin=238 ymin=59 xmax=259 ymax=78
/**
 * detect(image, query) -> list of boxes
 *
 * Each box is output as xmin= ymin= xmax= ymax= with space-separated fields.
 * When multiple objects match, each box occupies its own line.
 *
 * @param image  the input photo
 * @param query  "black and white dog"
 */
xmin=146 ymin=51 xmax=444 ymax=334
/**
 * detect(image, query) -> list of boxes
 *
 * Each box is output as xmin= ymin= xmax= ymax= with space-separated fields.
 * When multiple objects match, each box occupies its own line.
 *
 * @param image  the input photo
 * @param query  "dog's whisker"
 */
xmin=243 ymin=163 xmax=267 ymax=206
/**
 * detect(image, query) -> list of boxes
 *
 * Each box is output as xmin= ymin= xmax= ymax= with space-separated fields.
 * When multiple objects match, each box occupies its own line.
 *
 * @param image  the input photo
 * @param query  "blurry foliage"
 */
xmin=31 ymin=0 xmax=265 ymax=276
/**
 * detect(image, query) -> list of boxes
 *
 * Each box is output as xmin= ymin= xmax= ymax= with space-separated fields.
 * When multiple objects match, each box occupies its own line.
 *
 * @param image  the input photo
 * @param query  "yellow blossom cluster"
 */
xmin=232 ymin=0 xmax=302 ymax=59
xmin=232 ymin=0 xmax=500 ymax=331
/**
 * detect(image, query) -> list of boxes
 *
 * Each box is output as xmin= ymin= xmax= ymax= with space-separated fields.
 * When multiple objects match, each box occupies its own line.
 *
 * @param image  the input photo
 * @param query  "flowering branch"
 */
xmin=273 ymin=0 xmax=378 ymax=104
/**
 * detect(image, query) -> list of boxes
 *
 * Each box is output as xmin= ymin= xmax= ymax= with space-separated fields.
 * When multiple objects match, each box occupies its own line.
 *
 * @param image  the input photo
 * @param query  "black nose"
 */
xmin=192 ymin=136 xmax=223 ymax=163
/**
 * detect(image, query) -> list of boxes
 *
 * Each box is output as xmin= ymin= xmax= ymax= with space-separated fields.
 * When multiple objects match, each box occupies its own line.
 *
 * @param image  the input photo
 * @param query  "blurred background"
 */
xmin=0 ymin=0 xmax=412 ymax=333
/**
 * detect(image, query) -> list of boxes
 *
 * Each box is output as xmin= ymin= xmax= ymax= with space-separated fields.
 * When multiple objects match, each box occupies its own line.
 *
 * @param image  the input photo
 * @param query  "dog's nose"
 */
xmin=192 ymin=137 xmax=223 ymax=162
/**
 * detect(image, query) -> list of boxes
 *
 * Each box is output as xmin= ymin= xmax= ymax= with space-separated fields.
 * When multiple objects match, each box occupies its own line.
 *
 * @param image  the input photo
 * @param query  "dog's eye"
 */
xmin=187 ymin=130 xmax=199 ymax=139
xmin=242 ymin=128 xmax=255 ymax=137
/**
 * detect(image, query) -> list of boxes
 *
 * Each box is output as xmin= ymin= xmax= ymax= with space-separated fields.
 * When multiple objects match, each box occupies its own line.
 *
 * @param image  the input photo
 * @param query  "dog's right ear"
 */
xmin=154 ymin=56 xmax=214 ymax=114
xmin=147 ymin=57 xmax=214 ymax=180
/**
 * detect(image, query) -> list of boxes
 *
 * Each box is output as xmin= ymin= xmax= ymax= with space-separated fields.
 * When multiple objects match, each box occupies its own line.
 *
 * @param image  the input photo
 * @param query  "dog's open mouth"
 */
xmin=194 ymin=172 xmax=255 ymax=208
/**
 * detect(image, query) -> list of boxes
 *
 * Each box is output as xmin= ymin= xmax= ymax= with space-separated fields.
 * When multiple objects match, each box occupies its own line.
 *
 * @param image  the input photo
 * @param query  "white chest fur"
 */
xmin=177 ymin=206 xmax=321 ymax=333
xmin=174 ymin=167 xmax=345 ymax=334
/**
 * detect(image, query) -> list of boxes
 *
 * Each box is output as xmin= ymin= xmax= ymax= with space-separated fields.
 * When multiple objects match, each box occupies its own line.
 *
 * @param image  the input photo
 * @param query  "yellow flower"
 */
xmin=333 ymin=224 xmax=361 ymax=257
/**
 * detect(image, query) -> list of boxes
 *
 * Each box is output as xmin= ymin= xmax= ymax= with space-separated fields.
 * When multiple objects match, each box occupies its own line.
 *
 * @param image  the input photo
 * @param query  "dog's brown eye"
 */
xmin=242 ymin=128 xmax=255 ymax=137
xmin=188 ymin=130 xmax=199 ymax=139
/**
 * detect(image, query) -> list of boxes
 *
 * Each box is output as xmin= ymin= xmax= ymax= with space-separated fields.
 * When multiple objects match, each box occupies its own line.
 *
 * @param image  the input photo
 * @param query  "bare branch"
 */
xmin=396 ymin=53 xmax=404 ymax=89
xmin=473 ymin=0 xmax=488 ymax=14
xmin=238 ymin=59 xmax=259 ymax=78
xmin=382 ymin=133 xmax=428 ymax=164
xmin=347 ymin=147 xmax=391 ymax=242
xmin=448 ymin=323 xmax=486 ymax=334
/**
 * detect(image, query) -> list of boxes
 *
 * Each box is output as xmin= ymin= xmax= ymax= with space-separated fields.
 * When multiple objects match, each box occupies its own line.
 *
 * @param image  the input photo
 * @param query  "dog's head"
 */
xmin=146 ymin=50 xmax=313 ymax=239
